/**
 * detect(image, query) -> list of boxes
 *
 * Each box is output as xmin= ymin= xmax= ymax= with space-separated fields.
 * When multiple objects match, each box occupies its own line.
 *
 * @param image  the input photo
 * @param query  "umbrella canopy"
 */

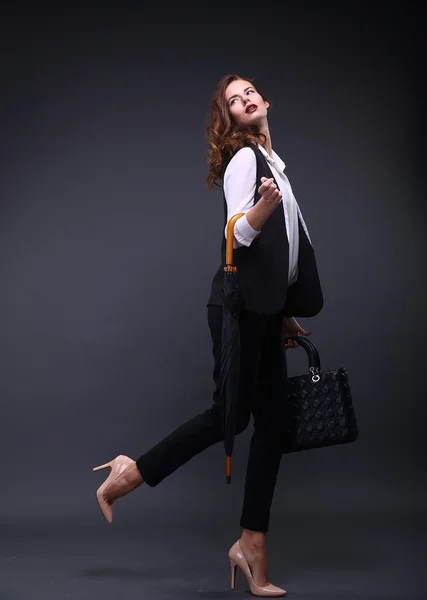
xmin=220 ymin=212 xmax=245 ymax=484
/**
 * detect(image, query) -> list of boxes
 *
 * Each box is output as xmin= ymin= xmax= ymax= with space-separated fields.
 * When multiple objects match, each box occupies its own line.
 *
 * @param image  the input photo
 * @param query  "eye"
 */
xmin=229 ymin=89 xmax=255 ymax=106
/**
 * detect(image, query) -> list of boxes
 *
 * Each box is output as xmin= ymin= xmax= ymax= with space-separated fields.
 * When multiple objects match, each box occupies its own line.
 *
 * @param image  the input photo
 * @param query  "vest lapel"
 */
xmin=282 ymin=215 xmax=324 ymax=317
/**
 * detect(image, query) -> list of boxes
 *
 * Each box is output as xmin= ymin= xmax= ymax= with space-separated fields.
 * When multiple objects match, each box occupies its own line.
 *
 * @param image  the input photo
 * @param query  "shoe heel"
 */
xmin=230 ymin=558 xmax=237 ymax=589
xmin=93 ymin=461 xmax=113 ymax=472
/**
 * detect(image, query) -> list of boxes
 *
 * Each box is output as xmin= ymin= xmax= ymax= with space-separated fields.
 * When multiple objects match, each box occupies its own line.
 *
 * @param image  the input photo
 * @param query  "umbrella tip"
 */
xmin=226 ymin=475 xmax=231 ymax=484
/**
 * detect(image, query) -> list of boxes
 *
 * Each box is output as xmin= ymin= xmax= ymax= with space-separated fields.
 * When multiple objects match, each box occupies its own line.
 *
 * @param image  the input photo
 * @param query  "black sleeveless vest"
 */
xmin=207 ymin=144 xmax=324 ymax=316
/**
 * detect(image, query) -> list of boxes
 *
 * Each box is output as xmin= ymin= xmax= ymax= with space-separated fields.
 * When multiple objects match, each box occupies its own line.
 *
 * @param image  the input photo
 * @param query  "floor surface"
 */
xmin=1 ymin=508 xmax=425 ymax=599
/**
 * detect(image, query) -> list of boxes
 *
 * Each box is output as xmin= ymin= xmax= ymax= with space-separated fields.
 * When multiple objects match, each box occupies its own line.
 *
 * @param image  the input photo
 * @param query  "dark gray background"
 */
xmin=1 ymin=1 xmax=425 ymax=598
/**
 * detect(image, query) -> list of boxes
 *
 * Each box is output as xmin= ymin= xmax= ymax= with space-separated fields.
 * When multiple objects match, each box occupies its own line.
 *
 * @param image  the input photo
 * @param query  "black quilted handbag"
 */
xmin=282 ymin=336 xmax=358 ymax=454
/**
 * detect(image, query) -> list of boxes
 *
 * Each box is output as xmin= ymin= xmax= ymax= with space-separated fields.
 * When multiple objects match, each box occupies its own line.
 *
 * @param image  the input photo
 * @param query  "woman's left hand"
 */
xmin=283 ymin=317 xmax=311 ymax=349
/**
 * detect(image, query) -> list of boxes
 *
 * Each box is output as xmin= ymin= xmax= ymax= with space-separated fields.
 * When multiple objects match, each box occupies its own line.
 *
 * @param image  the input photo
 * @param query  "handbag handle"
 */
xmin=285 ymin=335 xmax=322 ymax=382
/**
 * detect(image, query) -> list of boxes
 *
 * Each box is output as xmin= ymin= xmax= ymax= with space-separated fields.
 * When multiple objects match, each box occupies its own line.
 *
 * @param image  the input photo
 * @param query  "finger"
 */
xmin=264 ymin=186 xmax=280 ymax=202
xmin=260 ymin=180 xmax=275 ymax=193
xmin=290 ymin=322 xmax=311 ymax=335
xmin=262 ymin=187 xmax=274 ymax=201
xmin=260 ymin=183 xmax=274 ymax=195
xmin=267 ymin=190 xmax=282 ymax=204
xmin=259 ymin=180 xmax=273 ymax=194
xmin=262 ymin=178 xmax=274 ymax=189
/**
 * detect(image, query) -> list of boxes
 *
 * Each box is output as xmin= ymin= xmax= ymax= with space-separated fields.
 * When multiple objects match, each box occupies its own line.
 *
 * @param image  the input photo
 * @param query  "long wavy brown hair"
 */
xmin=205 ymin=73 xmax=272 ymax=190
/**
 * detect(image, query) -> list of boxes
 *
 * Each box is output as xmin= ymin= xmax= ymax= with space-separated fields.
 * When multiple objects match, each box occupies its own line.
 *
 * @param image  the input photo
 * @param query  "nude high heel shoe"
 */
xmin=228 ymin=540 xmax=287 ymax=597
xmin=93 ymin=454 xmax=143 ymax=523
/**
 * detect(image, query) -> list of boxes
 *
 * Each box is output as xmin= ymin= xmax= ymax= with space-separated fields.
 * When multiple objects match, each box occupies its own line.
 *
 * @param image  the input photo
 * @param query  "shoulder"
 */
xmin=224 ymin=146 xmax=257 ymax=179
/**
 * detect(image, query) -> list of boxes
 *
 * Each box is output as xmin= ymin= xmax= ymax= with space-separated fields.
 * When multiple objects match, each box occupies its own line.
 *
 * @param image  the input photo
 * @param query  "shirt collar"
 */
xmin=257 ymin=143 xmax=286 ymax=172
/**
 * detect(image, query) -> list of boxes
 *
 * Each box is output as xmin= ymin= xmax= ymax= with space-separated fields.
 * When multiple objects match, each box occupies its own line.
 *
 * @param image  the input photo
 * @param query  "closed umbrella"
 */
xmin=220 ymin=212 xmax=245 ymax=484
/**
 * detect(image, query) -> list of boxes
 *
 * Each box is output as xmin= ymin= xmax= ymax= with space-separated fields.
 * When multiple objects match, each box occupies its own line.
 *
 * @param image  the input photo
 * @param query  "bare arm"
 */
xmin=246 ymin=176 xmax=282 ymax=231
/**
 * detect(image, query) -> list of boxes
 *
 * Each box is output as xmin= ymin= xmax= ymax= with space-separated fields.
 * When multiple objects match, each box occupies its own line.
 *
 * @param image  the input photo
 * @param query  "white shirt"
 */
xmin=223 ymin=143 xmax=312 ymax=286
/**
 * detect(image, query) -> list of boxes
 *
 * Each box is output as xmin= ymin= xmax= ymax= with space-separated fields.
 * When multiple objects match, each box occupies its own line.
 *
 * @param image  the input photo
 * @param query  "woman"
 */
xmin=93 ymin=73 xmax=323 ymax=597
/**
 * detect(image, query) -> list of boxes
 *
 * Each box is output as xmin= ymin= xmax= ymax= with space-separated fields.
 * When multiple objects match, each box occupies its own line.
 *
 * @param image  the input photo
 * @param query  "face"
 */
xmin=225 ymin=79 xmax=269 ymax=125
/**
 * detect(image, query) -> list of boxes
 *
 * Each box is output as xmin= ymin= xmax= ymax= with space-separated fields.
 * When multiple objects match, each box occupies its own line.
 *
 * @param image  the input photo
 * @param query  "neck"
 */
xmin=258 ymin=121 xmax=272 ymax=156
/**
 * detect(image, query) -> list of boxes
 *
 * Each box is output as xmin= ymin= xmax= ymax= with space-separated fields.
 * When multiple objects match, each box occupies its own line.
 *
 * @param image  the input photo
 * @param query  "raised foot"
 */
xmin=93 ymin=455 xmax=143 ymax=523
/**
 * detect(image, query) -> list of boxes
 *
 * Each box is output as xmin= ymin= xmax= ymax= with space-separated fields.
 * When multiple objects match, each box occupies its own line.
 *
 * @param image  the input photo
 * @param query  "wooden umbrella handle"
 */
xmin=226 ymin=455 xmax=232 ymax=484
xmin=225 ymin=213 xmax=245 ymax=268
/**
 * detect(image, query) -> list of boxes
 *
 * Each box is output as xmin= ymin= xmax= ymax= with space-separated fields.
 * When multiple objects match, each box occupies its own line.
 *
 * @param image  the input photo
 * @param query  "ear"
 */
xmin=265 ymin=100 xmax=270 ymax=110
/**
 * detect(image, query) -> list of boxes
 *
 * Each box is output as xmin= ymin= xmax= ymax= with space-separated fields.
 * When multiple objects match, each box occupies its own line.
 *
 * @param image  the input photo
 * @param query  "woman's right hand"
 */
xmin=258 ymin=177 xmax=282 ymax=206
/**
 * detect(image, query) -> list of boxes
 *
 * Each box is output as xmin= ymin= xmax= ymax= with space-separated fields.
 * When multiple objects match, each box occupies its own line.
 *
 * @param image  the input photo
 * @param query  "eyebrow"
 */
xmin=227 ymin=86 xmax=253 ymax=103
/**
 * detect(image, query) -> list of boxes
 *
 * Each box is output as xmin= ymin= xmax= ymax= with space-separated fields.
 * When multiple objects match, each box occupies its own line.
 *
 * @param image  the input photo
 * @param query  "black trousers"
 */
xmin=136 ymin=305 xmax=289 ymax=533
